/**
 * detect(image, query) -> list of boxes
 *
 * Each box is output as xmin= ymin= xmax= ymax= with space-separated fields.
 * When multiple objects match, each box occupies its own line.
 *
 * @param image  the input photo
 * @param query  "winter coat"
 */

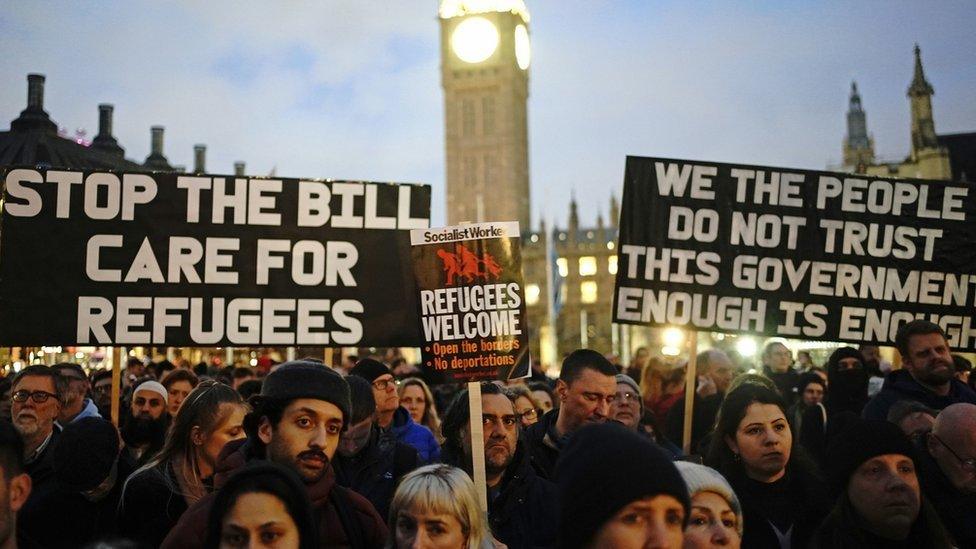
xmin=811 ymin=492 xmax=951 ymax=548
xmin=387 ymin=406 xmax=440 ymax=463
xmin=763 ymin=366 xmax=801 ymax=407
xmin=334 ymin=426 xmax=419 ymax=522
xmin=862 ymin=369 xmax=976 ymax=420
xmin=161 ymin=439 xmax=388 ymax=549
xmin=488 ymin=443 xmax=559 ymax=549
xmin=915 ymin=440 xmax=976 ymax=548
xmin=17 ymin=428 xmax=60 ymax=547
xmin=118 ymin=461 xmax=191 ymax=547
xmin=524 ymin=409 xmax=562 ymax=480
xmin=664 ymin=392 xmax=723 ymax=454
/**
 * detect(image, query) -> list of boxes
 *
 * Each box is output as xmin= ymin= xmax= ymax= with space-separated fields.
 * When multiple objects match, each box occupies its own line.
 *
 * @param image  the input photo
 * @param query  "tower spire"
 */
xmin=843 ymin=80 xmax=874 ymax=170
xmin=908 ymin=43 xmax=934 ymax=97
xmin=907 ymin=44 xmax=939 ymax=155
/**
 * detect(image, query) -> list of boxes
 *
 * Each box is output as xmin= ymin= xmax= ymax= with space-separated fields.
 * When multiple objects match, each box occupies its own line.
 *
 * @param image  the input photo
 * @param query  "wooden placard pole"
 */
xmin=681 ymin=330 xmax=699 ymax=455
xmin=110 ymin=346 xmax=121 ymax=427
xmin=467 ymin=381 xmax=488 ymax=512
xmin=324 ymin=347 xmax=334 ymax=368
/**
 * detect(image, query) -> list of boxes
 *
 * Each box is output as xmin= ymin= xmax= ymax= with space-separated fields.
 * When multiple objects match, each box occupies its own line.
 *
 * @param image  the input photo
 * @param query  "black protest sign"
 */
xmin=613 ymin=156 xmax=976 ymax=351
xmin=411 ymin=222 xmax=530 ymax=383
xmin=0 ymin=167 xmax=431 ymax=346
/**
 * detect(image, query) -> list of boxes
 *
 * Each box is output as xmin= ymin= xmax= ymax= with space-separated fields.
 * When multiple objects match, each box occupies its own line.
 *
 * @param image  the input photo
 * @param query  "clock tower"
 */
xmin=439 ymin=1 xmax=531 ymax=227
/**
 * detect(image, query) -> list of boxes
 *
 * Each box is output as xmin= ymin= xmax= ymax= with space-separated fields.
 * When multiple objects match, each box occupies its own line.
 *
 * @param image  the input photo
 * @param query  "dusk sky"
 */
xmin=2 ymin=1 xmax=974 ymax=228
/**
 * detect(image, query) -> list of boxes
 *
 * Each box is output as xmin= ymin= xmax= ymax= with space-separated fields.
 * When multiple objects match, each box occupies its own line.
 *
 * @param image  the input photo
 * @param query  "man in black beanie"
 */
xmin=19 ymin=417 xmax=135 ymax=547
xmin=556 ymin=422 xmax=689 ymax=549
xmin=163 ymin=360 xmax=387 ymax=548
xmin=348 ymin=358 xmax=440 ymax=463
xmin=812 ymin=418 xmax=951 ymax=548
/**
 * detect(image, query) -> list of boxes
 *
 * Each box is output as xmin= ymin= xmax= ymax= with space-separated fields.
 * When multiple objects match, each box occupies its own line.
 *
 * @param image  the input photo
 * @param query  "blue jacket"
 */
xmin=71 ymin=398 xmax=101 ymax=423
xmin=862 ymin=369 xmax=976 ymax=420
xmin=388 ymin=407 xmax=440 ymax=463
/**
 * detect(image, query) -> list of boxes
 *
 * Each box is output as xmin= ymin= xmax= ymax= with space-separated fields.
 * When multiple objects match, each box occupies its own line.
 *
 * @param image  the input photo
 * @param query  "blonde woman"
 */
xmin=388 ymin=464 xmax=496 ymax=549
xmin=398 ymin=377 xmax=443 ymax=443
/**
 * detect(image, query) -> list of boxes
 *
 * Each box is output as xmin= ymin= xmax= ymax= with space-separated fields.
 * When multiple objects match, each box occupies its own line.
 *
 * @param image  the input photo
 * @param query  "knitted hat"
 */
xmin=795 ymin=372 xmax=825 ymax=394
xmin=675 ymin=462 xmax=744 ymax=536
xmin=615 ymin=374 xmax=643 ymax=415
xmin=133 ymin=380 xmax=168 ymax=404
xmin=348 ymin=358 xmax=391 ymax=384
xmin=53 ymin=417 xmax=120 ymax=492
xmin=825 ymin=418 xmax=916 ymax=497
xmin=259 ymin=360 xmax=351 ymax=424
xmin=556 ymin=422 xmax=690 ymax=548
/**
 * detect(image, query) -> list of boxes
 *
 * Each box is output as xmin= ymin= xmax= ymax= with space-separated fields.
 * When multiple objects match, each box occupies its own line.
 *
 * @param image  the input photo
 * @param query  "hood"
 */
xmin=390 ymin=406 xmax=415 ymax=435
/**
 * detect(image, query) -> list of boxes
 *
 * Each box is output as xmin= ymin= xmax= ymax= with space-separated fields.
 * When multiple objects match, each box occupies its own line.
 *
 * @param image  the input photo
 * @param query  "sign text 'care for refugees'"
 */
xmin=0 ymin=167 xmax=431 ymax=346
xmin=612 ymin=156 xmax=976 ymax=350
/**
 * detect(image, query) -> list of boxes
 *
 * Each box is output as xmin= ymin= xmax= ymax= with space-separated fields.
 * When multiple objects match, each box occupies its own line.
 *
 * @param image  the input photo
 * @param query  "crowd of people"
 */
xmin=1 ymin=318 xmax=975 ymax=548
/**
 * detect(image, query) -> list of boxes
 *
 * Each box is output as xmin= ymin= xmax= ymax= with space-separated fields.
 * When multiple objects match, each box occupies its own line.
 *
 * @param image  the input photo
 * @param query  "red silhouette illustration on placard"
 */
xmin=437 ymin=243 xmax=503 ymax=285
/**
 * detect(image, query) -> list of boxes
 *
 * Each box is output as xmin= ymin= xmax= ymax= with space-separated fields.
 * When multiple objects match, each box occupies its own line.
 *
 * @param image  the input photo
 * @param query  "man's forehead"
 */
xmin=571 ymin=368 xmax=616 ymax=390
xmin=15 ymin=375 xmax=55 ymax=391
xmin=285 ymin=398 xmax=343 ymax=420
xmin=482 ymin=393 xmax=514 ymax=414
xmin=134 ymin=390 xmax=162 ymax=401
xmin=909 ymin=332 xmax=948 ymax=349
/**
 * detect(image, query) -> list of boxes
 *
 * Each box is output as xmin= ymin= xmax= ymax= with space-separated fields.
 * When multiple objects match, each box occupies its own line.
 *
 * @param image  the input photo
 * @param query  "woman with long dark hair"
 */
xmin=706 ymin=384 xmax=830 ymax=549
xmin=205 ymin=462 xmax=318 ymax=549
xmin=119 ymin=381 xmax=247 ymax=547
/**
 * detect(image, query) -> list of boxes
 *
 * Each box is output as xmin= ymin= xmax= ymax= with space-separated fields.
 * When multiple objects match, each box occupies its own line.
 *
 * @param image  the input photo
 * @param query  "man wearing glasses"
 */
xmin=51 ymin=363 xmax=100 ymax=425
xmin=525 ymin=349 xmax=617 ymax=480
xmin=441 ymin=382 xmax=558 ymax=548
xmin=348 ymin=358 xmax=440 ymax=463
xmin=918 ymin=403 xmax=976 ymax=547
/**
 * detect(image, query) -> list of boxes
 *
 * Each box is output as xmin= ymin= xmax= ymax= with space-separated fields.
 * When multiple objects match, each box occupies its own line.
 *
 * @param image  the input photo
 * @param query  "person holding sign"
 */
xmin=705 ymin=384 xmax=830 ymax=549
xmin=441 ymin=382 xmax=558 ymax=548
xmin=863 ymin=320 xmax=976 ymax=420
xmin=524 ymin=349 xmax=617 ymax=480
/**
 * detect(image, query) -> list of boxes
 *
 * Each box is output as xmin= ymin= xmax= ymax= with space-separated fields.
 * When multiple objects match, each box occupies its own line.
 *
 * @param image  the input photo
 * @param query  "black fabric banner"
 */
xmin=0 ymin=167 xmax=431 ymax=346
xmin=613 ymin=156 xmax=976 ymax=351
xmin=410 ymin=222 xmax=530 ymax=383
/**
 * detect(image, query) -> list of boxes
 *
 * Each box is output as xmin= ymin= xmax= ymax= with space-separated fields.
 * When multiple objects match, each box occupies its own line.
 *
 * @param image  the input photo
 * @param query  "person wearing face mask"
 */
xmin=799 ymin=347 xmax=869 ymax=467
xmin=812 ymin=418 xmax=952 ymax=548
xmin=556 ymin=422 xmax=690 ymax=549
xmin=675 ymin=462 xmax=743 ymax=549
xmin=706 ymin=384 xmax=830 ymax=549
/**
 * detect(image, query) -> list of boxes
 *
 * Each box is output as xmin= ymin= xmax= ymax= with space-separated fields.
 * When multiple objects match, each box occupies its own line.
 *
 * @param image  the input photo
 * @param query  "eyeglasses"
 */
xmin=372 ymin=377 xmax=399 ymax=391
xmin=516 ymin=408 xmax=540 ymax=422
xmin=12 ymin=390 xmax=60 ymax=404
xmin=612 ymin=391 xmax=639 ymax=403
xmin=931 ymin=433 xmax=976 ymax=472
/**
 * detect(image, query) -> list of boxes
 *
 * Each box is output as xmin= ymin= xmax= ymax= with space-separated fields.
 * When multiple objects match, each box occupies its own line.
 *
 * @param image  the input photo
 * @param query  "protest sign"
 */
xmin=0 ymin=167 xmax=431 ymax=346
xmin=411 ymin=222 xmax=530 ymax=383
xmin=613 ymin=156 xmax=976 ymax=350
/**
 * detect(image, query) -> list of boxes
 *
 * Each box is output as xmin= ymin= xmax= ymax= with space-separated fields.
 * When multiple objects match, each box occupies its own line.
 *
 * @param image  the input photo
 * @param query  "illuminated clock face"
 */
xmin=451 ymin=17 xmax=499 ymax=63
xmin=515 ymin=24 xmax=530 ymax=70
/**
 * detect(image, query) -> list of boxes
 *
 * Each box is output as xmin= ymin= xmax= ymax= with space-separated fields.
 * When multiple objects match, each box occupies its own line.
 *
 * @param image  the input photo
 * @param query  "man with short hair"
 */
xmin=762 ymin=341 xmax=800 ymax=406
xmin=0 ymin=422 xmax=32 ymax=549
xmin=863 ymin=320 xmax=976 ymax=420
xmin=50 ymin=363 xmax=100 ymax=425
xmin=442 ymin=382 xmax=558 ymax=548
xmin=334 ymin=376 xmax=419 ymax=521
xmin=814 ymin=418 xmax=951 ymax=547
xmin=9 ymin=366 xmax=63 ymax=548
xmin=120 ymin=380 xmax=169 ymax=466
xmin=916 ymin=403 xmax=976 ymax=547
xmin=90 ymin=370 xmax=113 ymax=420
xmin=887 ymin=400 xmax=937 ymax=443
xmin=665 ymin=349 xmax=735 ymax=452
xmin=348 ymin=359 xmax=440 ymax=463
xmin=524 ymin=349 xmax=617 ymax=479
xmin=163 ymin=360 xmax=387 ymax=548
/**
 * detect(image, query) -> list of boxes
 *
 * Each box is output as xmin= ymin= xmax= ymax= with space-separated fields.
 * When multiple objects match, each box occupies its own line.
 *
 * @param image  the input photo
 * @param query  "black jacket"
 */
xmin=488 ymin=442 xmax=559 ymax=549
xmin=523 ymin=409 xmax=562 ymax=480
xmin=17 ymin=428 xmax=61 ymax=548
xmin=664 ymin=392 xmax=723 ymax=454
xmin=118 ymin=461 xmax=192 ymax=548
xmin=763 ymin=366 xmax=800 ymax=407
xmin=811 ymin=492 xmax=951 ymax=548
xmin=916 ymin=440 xmax=976 ymax=548
xmin=334 ymin=426 xmax=419 ymax=522
xmin=863 ymin=369 xmax=976 ymax=420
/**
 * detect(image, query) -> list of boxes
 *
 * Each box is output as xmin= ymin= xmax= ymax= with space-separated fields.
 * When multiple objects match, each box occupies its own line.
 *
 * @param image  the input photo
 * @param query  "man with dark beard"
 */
xmin=120 ymin=380 xmax=169 ymax=466
xmin=442 ymin=382 xmax=558 ymax=549
xmin=162 ymin=360 xmax=386 ymax=548
xmin=864 ymin=321 xmax=976 ymax=420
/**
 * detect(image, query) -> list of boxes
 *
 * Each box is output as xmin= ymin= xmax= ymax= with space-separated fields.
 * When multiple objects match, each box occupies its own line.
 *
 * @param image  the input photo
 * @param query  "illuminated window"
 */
xmin=556 ymin=258 xmax=568 ymax=277
xmin=580 ymin=281 xmax=598 ymax=303
xmin=579 ymin=256 xmax=597 ymax=276
xmin=608 ymin=255 xmax=617 ymax=275
xmin=526 ymin=284 xmax=540 ymax=306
